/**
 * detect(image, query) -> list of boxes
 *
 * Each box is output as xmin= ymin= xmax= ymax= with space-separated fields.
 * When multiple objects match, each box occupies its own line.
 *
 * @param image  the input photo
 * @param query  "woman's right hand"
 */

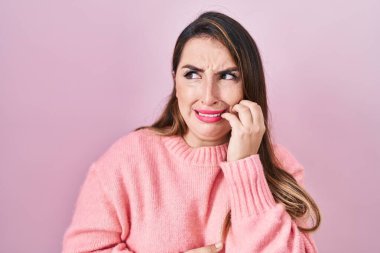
xmin=184 ymin=242 xmax=223 ymax=253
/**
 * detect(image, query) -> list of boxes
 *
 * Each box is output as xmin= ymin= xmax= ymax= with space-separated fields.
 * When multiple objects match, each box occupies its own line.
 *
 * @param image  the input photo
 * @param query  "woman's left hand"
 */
xmin=221 ymin=100 xmax=266 ymax=162
xmin=184 ymin=241 xmax=223 ymax=252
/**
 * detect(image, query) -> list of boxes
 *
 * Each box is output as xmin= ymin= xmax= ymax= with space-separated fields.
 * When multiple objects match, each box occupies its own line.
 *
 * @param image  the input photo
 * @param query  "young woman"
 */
xmin=62 ymin=11 xmax=321 ymax=253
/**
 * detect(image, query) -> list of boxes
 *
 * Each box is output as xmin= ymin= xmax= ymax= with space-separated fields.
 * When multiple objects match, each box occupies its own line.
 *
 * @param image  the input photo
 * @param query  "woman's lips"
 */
xmin=193 ymin=109 xmax=227 ymax=123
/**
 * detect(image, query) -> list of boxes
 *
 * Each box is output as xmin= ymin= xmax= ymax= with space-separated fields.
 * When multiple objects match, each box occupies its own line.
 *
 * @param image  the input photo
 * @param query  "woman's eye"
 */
xmin=184 ymin=71 xmax=200 ymax=79
xmin=221 ymin=73 xmax=237 ymax=80
xmin=184 ymin=71 xmax=238 ymax=80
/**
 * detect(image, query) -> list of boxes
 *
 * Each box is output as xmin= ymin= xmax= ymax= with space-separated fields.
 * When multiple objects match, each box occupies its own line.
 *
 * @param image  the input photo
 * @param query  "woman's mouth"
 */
xmin=193 ymin=109 xmax=227 ymax=123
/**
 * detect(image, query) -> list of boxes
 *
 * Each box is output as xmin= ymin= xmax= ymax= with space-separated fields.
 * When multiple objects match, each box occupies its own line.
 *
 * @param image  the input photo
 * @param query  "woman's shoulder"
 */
xmin=91 ymin=128 xmax=162 ymax=170
xmin=116 ymin=127 xmax=161 ymax=145
xmin=112 ymin=127 xmax=161 ymax=149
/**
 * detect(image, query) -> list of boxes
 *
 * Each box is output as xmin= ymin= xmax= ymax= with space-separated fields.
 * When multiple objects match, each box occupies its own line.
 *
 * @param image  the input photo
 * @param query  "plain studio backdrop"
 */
xmin=0 ymin=0 xmax=379 ymax=252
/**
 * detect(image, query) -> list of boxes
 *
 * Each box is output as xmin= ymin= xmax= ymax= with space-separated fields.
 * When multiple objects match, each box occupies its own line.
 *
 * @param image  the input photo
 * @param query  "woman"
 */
xmin=62 ymin=11 xmax=321 ymax=253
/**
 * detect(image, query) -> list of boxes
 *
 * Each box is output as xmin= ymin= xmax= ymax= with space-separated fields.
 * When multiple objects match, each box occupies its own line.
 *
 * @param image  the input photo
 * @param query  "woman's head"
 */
xmin=173 ymin=37 xmax=243 ymax=147
xmin=171 ymin=11 xmax=268 ymax=147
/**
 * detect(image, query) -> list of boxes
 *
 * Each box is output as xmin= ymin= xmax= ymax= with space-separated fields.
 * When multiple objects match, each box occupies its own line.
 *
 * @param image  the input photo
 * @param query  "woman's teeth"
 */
xmin=198 ymin=112 xmax=221 ymax=117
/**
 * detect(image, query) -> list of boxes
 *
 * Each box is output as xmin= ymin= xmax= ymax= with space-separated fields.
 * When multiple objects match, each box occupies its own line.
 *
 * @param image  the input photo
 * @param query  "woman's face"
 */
xmin=173 ymin=37 xmax=244 ymax=147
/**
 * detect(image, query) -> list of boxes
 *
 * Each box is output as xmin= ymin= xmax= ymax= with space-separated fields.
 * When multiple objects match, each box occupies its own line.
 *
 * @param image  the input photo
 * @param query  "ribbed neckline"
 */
xmin=162 ymin=134 xmax=229 ymax=166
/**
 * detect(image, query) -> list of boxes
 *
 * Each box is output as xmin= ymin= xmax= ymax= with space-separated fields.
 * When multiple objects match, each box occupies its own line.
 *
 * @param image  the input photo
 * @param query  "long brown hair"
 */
xmin=134 ymin=11 xmax=321 ymax=243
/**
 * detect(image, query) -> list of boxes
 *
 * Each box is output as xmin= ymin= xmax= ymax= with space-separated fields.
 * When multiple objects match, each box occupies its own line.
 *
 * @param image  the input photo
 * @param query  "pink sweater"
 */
xmin=62 ymin=128 xmax=318 ymax=253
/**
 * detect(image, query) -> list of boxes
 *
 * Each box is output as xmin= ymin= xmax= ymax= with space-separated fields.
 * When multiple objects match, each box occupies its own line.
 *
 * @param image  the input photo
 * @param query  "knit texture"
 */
xmin=62 ymin=128 xmax=318 ymax=253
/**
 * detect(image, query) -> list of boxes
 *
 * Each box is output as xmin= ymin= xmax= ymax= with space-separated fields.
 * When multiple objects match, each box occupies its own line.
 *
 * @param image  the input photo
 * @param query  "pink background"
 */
xmin=1 ymin=1 xmax=379 ymax=252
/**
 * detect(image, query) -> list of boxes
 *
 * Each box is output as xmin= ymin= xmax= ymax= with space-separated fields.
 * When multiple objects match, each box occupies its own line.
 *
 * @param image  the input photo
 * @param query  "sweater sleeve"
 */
xmin=62 ymin=163 xmax=134 ymax=253
xmin=218 ymin=146 xmax=318 ymax=253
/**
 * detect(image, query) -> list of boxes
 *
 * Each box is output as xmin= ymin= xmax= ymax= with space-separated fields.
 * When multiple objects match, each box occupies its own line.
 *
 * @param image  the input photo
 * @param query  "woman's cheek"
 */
xmin=181 ymin=86 xmax=199 ymax=100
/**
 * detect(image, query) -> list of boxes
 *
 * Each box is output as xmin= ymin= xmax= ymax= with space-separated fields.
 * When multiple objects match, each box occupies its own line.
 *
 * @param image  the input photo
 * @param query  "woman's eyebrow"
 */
xmin=181 ymin=64 xmax=239 ymax=74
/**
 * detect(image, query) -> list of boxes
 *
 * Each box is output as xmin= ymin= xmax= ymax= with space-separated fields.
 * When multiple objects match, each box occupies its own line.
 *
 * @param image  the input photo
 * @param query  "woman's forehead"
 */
xmin=180 ymin=37 xmax=236 ymax=70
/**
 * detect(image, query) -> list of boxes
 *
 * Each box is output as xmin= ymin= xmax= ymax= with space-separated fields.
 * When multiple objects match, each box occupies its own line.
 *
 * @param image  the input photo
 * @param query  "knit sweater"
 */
xmin=62 ymin=128 xmax=318 ymax=253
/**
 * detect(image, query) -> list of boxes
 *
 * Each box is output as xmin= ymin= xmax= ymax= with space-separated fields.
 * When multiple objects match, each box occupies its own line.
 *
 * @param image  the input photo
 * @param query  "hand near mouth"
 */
xmin=220 ymin=100 xmax=266 ymax=162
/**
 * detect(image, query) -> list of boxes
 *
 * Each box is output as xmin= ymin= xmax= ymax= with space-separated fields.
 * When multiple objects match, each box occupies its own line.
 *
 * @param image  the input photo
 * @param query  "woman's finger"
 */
xmin=184 ymin=242 xmax=223 ymax=253
xmin=231 ymin=103 xmax=254 ymax=127
xmin=239 ymin=100 xmax=266 ymax=131
xmin=220 ymin=111 xmax=243 ymax=130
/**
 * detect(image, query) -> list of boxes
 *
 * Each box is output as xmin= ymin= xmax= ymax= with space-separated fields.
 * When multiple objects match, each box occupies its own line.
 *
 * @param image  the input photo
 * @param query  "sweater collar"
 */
xmin=162 ymin=134 xmax=228 ymax=166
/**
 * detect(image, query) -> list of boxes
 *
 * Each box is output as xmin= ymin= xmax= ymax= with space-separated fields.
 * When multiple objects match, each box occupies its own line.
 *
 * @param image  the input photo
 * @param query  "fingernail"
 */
xmin=215 ymin=242 xmax=223 ymax=250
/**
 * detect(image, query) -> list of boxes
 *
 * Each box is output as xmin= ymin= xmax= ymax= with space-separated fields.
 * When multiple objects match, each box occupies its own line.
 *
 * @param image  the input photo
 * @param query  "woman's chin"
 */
xmin=196 ymin=128 xmax=229 ymax=141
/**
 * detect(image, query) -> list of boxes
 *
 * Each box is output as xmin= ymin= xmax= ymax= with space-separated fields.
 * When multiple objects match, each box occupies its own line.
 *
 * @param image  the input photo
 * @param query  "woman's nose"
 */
xmin=201 ymin=77 xmax=219 ymax=105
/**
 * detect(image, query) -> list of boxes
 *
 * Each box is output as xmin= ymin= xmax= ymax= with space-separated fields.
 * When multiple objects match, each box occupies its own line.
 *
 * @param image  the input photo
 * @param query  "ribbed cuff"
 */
xmin=219 ymin=154 xmax=277 ymax=220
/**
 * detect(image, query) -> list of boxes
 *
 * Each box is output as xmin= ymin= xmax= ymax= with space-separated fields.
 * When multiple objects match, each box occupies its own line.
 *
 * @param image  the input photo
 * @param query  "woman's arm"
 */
xmin=62 ymin=163 xmax=134 ymax=253
xmin=218 ymin=145 xmax=318 ymax=253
